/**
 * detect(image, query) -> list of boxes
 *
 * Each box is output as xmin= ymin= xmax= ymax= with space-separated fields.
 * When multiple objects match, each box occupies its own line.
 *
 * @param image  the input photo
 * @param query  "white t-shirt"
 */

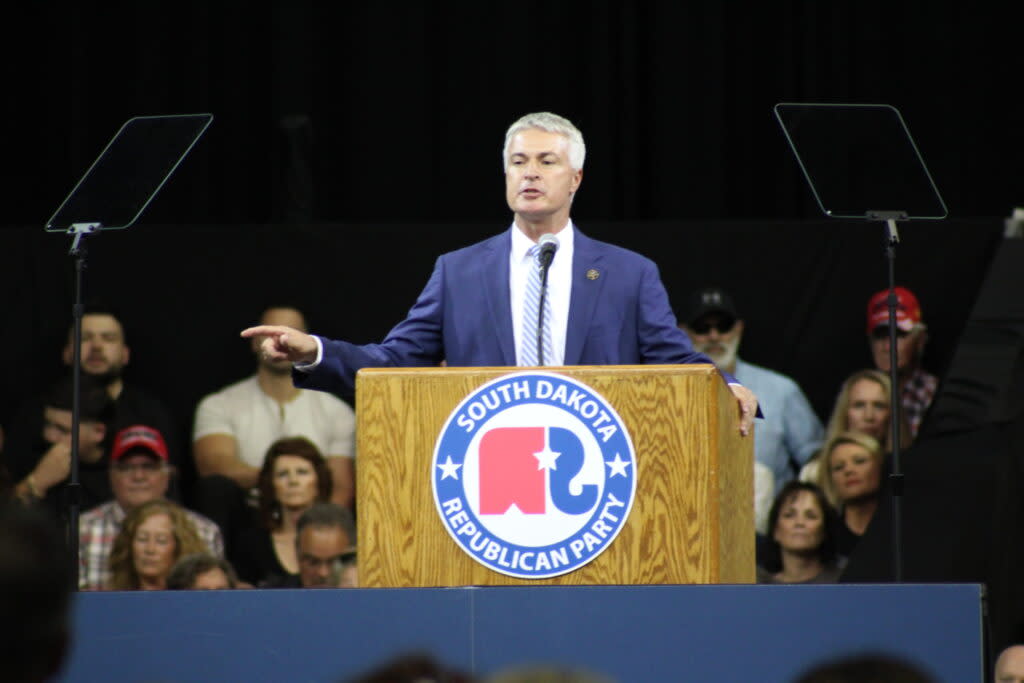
xmin=193 ymin=376 xmax=356 ymax=467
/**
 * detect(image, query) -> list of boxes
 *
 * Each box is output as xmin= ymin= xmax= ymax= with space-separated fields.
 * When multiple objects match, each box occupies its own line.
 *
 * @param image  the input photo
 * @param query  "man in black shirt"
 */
xmin=2 ymin=307 xmax=180 ymax=491
xmin=10 ymin=377 xmax=113 ymax=514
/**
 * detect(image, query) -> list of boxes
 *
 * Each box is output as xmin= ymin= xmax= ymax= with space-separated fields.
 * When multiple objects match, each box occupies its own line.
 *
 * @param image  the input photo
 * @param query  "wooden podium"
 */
xmin=356 ymin=364 xmax=753 ymax=587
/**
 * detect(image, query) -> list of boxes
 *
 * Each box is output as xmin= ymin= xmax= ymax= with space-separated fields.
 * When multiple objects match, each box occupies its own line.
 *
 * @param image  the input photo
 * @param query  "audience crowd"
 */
xmin=0 ymin=288 xmax=941 ymax=596
xmin=3 ymin=286 xmax=1017 ymax=682
xmin=0 ymin=305 xmax=360 ymax=594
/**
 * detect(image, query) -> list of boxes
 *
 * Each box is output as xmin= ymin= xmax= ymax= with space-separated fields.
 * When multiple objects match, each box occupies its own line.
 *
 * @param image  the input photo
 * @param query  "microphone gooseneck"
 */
xmin=535 ymin=234 xmax=559 ymax=365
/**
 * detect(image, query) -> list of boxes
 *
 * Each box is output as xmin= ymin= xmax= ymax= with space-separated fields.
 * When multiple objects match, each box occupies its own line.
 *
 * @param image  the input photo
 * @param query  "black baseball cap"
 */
xmin=683 ymin=286 xmax=739 ymax=327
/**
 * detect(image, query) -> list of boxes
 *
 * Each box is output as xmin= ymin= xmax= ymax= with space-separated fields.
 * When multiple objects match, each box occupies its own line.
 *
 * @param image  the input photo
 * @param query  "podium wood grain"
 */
xmin=356 ymin=365 xmax=754 ymax=587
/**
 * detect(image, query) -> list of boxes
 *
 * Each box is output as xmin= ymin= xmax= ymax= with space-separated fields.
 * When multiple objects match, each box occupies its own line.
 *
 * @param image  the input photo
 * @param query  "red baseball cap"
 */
xmin=866 ymin=286 xmax=923 ymax=335
xmin=111 ymin=425 xmax=169 ymax=461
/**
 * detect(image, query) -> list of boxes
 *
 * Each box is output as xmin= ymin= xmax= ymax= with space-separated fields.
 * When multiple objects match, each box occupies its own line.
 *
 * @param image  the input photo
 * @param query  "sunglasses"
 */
xmin=690 ymin=316 xmax=736 ymax=335
xmin=299 ymin=549 xmax=357 ymax=569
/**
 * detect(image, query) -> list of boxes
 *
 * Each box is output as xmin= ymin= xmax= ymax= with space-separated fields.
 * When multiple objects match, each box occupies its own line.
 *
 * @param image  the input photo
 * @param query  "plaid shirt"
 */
xmin=79 ymin=501 xmax=224 ymax=591
xmin=902 ymin=368 xmax=938 ymax=437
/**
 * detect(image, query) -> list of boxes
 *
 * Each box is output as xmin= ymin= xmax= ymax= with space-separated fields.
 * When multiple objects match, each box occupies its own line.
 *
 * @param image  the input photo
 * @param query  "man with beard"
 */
xmin=682 ymin=287 xmax=822 ymax=499
xmin=2 ymin=306 xmax=181 ymax=491
xmin=192 ymin=307 xmax=355 ymax=542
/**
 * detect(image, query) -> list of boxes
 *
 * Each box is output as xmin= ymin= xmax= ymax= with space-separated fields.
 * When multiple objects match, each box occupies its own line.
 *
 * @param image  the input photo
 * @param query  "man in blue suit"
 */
xmin=243 ymin=112 xmax=758 ymax=434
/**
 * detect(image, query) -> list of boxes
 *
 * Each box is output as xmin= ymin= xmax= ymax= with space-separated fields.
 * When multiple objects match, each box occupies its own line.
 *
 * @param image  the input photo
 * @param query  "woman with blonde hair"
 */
xmin=818 ymin=431 xmax=885 ymax=557
xmin=801 ymin=369 xmax=910 ymax=483
xmin=108 ymin=499 xmax=207 ymax=590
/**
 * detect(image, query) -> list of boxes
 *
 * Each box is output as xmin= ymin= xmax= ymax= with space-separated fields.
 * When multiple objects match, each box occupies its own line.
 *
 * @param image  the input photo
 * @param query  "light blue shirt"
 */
xmin=735 ymin=358 xmax=823 ymax=494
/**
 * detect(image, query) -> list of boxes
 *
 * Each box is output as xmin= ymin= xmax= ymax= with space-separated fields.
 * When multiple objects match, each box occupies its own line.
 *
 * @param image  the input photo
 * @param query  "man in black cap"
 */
xmin=682 ymin=287 xmax=823 ymax=505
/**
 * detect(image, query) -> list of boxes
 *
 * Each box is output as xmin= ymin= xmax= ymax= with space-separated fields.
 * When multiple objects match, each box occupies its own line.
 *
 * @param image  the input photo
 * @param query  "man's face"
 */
xmin=62 ymin=314 xmax=129 ymax=381
xmin=996 ymin=645 xmax=1024 ymax=683
xmin=686 ymin=314 xmax=744 ymax=370
xmin=42 ymin=407 xmax=105 ymax=461
xmin=869 ymin=326 xmax=923 ymax=375
xmin=109 ymin=452 xmax=169 ymax=511
xmin=505 ymin=129 xmax=582 ymax=228
xmin=297 ymin=525 xmax=352 ymax=588
xmin=254 ymin=307 xmax=307 ymax=374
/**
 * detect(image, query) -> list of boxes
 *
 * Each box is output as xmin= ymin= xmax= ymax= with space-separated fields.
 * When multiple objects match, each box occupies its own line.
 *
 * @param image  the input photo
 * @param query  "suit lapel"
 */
xmin=564 ymin=230 xmax=606 ymax=365
xmin=482 ymin=232 xmax=516 ymax=365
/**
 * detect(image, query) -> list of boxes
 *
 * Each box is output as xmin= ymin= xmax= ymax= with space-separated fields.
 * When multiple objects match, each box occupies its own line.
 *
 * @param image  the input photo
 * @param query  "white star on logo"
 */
xmin=533 ymin=445 xmax=561 ymax=471
xmin=605 ymin=453 xmax=631 ymax=478
xmin=437 ymin=455 xmax=462 ymax=480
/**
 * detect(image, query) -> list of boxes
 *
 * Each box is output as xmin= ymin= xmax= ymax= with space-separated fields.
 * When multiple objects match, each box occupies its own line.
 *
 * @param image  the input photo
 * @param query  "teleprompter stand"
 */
xmin=774 ymin=103 xmax=947 ymax=582
xmin=45 ymin=114 xmax=213 ymax=589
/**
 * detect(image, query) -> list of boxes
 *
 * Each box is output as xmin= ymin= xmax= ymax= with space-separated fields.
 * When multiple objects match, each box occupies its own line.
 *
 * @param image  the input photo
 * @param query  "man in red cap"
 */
xmin=866 ymin=286 xmax=937 ymax=437
xmin=78 ymin=424 xmax=223 ymax=591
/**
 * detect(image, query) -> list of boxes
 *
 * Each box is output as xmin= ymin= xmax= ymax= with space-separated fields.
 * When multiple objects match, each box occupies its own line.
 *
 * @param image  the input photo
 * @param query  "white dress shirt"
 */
xmin=510 ymin=221 xmax=573 ymax=366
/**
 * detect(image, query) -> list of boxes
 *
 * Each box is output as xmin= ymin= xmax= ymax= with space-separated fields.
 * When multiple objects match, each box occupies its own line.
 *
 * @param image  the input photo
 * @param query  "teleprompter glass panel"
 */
xmin=774 ymin=103 xmax=946 ymax=220
xmin=46 ymin=114 xmax=213 ymax=232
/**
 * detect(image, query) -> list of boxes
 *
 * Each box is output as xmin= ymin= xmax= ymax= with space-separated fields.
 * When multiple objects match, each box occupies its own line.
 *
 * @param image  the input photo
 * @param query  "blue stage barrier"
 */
xmin=58 ymin=584 xmax=983 ymax=682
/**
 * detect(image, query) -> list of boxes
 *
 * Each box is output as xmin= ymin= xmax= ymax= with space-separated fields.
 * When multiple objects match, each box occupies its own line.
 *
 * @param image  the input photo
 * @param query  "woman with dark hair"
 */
xmin=757 ymin=480 xmax=841 ymax=584
xmin=819 ymin=431 xmax=885 ymax=557
xmin=232 ymin=436 xmax=333 ymax=586
xmin=108 ymin=499 xmax=207 ymax=590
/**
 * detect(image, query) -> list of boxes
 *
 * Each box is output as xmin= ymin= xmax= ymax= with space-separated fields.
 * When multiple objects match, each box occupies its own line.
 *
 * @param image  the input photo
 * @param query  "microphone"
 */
xmin=537 ymin=233 xmax=559 ymax=269
xmin=535 ymin=233 xmax=559 ymax=365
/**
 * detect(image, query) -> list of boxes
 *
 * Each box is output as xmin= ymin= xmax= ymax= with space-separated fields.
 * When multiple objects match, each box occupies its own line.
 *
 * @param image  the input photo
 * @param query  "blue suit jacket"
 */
xmin=296 ymin=229 xmax=728 ymax=397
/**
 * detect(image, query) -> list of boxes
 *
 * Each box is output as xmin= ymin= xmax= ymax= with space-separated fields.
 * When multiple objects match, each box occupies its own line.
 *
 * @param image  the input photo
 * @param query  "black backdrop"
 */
xmin=0 ymin=218 xmax=1000 ymax=456
xmin=2 ymin=3 xmax=1022 ymax=227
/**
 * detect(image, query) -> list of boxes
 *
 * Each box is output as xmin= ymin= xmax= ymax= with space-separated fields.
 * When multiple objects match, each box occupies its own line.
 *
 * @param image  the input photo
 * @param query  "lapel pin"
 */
xmin=586 ymin=269 xmax=600 ymax=281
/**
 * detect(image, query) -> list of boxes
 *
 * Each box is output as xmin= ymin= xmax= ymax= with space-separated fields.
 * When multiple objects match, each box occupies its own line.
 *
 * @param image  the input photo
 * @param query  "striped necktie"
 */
xmin=519 ymin=244 xmax=554 ymax=366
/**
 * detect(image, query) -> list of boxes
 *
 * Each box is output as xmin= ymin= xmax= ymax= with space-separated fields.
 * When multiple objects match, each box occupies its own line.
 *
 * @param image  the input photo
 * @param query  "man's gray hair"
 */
xmin=296 ymin=502 xmax=356 ymax=543
xmin=502 ymin=112 xmax=586 ymax=171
